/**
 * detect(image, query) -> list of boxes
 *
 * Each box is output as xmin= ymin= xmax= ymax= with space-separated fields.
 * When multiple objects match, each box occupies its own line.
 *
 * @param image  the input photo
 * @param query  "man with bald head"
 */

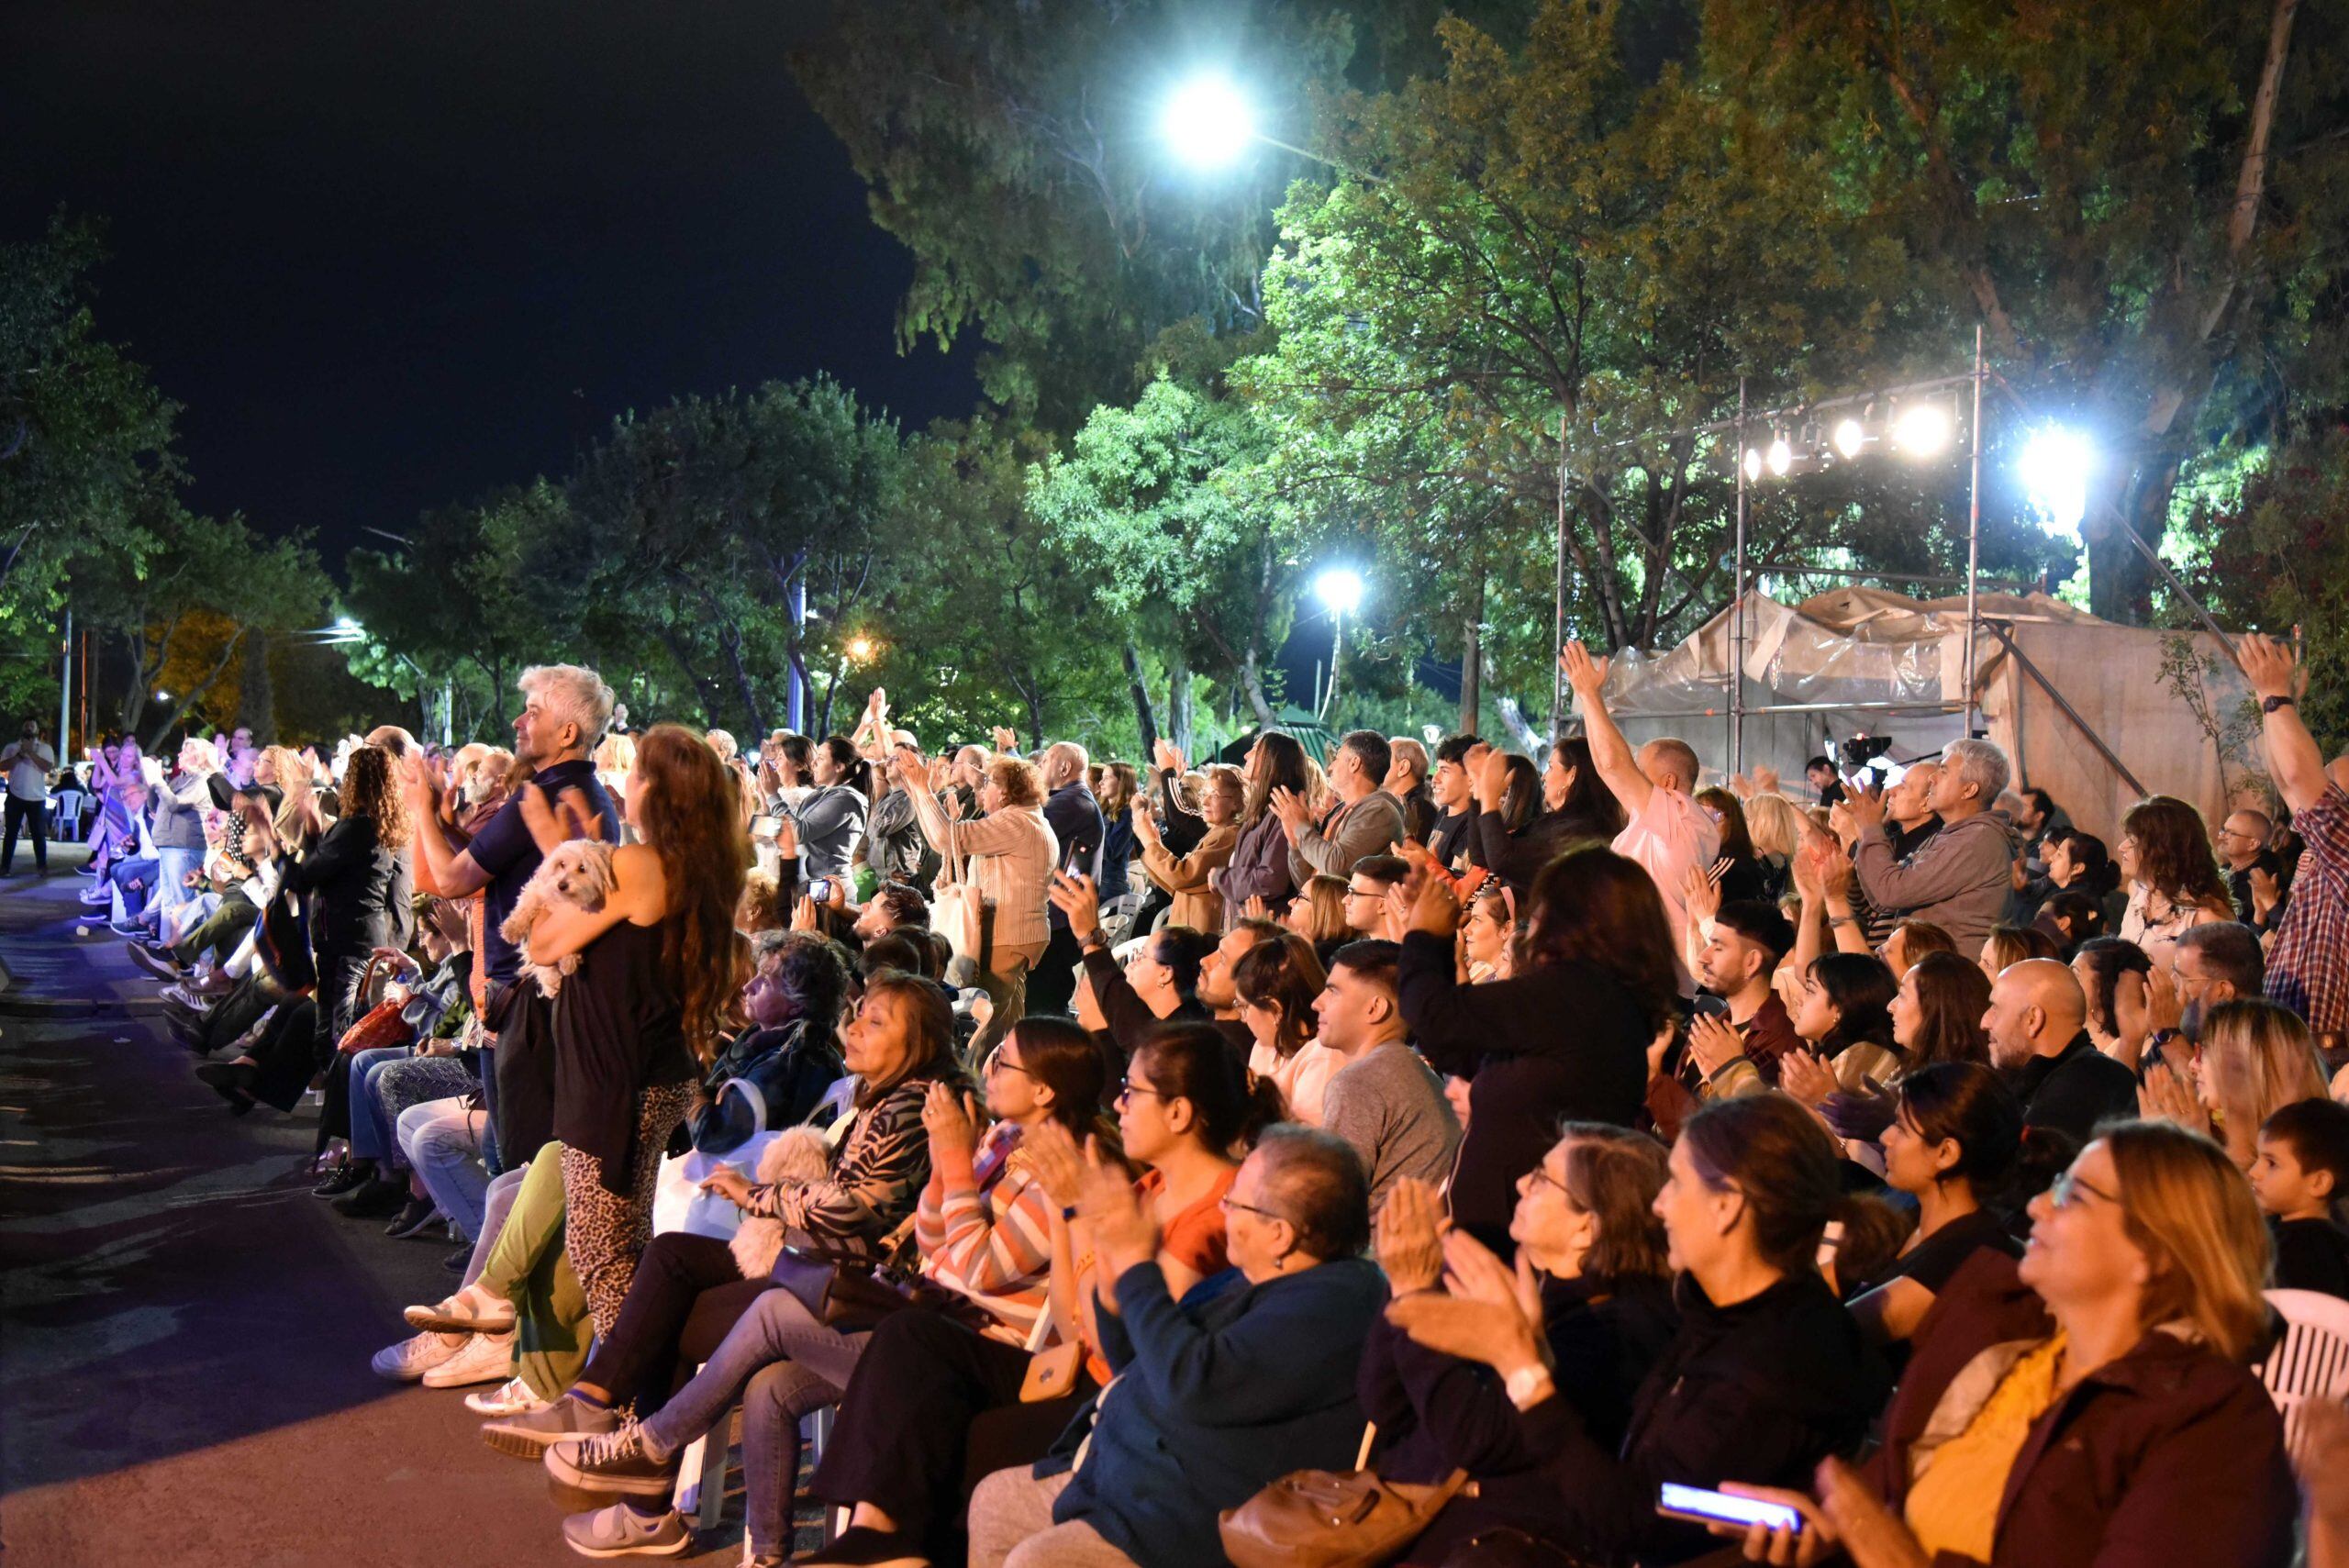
xmin=1983 ymin=957 xmax=2137 ymax=1144
xmin=1030 ymin=739 xmax=1105 ymax=1015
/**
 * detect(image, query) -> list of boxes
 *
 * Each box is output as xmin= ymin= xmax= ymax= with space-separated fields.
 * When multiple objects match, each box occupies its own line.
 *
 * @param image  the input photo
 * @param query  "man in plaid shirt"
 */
xmin=2240 ymin=633 xmax=2349 ymax=1059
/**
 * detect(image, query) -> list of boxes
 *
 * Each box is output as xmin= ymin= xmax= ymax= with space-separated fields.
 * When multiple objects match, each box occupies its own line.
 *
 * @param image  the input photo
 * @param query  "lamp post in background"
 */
xmin=1312 ymin=566 xmax=1365 ymax=722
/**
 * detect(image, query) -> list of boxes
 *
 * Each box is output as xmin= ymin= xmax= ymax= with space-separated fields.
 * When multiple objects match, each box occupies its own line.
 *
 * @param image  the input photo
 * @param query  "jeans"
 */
xmin=461 ymin=1166 xmax=529 ymax=1289
xmin=110 ymin=856 xmax=159 ymax=918
xmin=151 ymin=845 xmax=202 ymax=918
xmin=399 ymin=1093 xmax=491 ymax=1239
xmin=640 ymin=1286 xmax=869 ymax=1558
xmin=345 ymin=1047 xmax=414 ymax=1163
xmin=1 ymin=795 xmax=47 ymax=873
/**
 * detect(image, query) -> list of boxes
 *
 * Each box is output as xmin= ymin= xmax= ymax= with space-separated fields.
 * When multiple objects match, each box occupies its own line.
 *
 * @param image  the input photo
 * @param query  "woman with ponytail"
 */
xmin=795 ymin=733 xmax=873 ymax=881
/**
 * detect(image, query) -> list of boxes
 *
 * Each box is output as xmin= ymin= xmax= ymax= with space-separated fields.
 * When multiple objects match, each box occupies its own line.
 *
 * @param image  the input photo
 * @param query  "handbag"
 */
xmin=1219 ymin=1467 xmax=1473 ymax=1568
xmin=336 ymin=954 xmax=417 ymax=1054
xmin=931 ymin=811 xmax=996 ymax=979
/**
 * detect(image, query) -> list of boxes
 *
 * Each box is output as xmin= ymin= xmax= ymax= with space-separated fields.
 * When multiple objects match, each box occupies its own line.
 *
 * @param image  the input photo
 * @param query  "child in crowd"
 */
xmin=2251 ymin=1097 xmax=2349 ymax=1299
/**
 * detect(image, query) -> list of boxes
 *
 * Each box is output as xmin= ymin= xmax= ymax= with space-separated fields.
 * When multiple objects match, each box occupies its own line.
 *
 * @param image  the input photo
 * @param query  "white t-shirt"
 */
xmin=1247 ymin=1038 xmax=1345 ymax=1127
xmin=5 ymin=740 xmax=56 ymax=803
xmin=1611 ymin=785 xmax=1722 ymax=953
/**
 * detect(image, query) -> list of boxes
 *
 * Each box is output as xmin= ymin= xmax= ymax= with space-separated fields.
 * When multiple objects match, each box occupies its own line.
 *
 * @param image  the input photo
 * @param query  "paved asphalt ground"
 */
xmin=0 ymin=846 xmax=749 ymax=1567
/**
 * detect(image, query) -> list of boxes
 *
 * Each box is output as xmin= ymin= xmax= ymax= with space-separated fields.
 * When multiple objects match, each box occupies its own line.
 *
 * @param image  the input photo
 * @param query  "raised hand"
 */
xmin=921 ymin=1079 xmax=983 ymax=1163
xmin=1560 ymin=639 xmax=1609 ymax=697
xmin=991 ymin=726 xmax=1019 ymax=753
xmin=1373 ymin=1177 xmax=1448 ymax=1295
xmin=2234 ymin=631 xmax=2301 ymax=702
xmin=1047 ymin=870 xmax=1100 ymax=942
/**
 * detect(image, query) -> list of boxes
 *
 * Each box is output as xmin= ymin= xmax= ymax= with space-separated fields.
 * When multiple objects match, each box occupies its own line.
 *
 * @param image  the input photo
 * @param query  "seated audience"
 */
xmin=1847 ymin=1063 xmax=2025 ymax=1345
xmin=1232 ymin=932 xmax=1341 ymax=1125
xmin=2253 ymin=1096 xmax=2349 ymax=1298
xmin=1364 ymin=1131 xmax=1676 ymax=1565
xmin=1986 ymin=958 xmax=2137 ymax=1144
xmin=1312 ymin=939 xmax=1460 ymax=1212
xmin=1728 ymin=1121 xmax=2293 ymax=1568
xmin=967 ymin=1126 xmax=1386 ymax=1568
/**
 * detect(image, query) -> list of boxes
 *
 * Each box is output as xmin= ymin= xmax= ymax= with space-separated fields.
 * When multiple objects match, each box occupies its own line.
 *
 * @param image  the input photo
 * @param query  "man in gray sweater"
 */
xmin=1311 ymin=939 xmax=1460 ymax=1213
xmin=1277 ymin=730 xmax=1407 ymax=884
xmin=1844 ymin=737 xmax=2019 ymax=955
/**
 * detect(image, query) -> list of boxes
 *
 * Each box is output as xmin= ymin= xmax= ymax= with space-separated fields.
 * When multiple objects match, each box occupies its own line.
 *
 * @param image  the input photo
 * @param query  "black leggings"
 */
xmin=576 ymin=1230 xmax=769 ymax=1415
xmin=807 ymin=1307 xmax=1094 ymax=1553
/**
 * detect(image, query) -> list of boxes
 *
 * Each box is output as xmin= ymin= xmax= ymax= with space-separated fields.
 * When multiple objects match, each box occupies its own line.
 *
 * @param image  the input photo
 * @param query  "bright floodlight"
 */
xmin=1892 ymin=402 xmax=1953 ymax=458
xmin=1163 ymin=76 xmax=1256 ymax=169
xmin=846 ymin=635 xmax=875 ymax=662
xmin=1766 ymin=435 xmax=1792 ymax=477
xmin=1314 ymin=566 xmax=1365 ymax=617
xmin=1832 ymin=417 xmax=1866 ymax=460
xmin=2019 ymin=426 xmax=2094 ymax=538
xmin=1742 ymin=446 xmax=1763 ymax=483
xmin=334 ymin=616 xmax=362 ymax=634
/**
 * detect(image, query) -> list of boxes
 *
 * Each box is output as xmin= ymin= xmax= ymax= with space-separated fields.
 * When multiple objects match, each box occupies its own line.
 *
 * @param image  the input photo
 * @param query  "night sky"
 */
xmin=1 ymin=1 xmax=979 ymax=565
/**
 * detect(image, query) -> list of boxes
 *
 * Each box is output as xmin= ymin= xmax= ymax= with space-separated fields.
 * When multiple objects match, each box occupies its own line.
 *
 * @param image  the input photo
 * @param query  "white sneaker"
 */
xmin=463 ymin=1374 xmax=550 ymax=1418
xmin=420 ymin=1329 xmax=515 ymax=1388
xmin=371 ymin=1329 xmax=470 ymax=1383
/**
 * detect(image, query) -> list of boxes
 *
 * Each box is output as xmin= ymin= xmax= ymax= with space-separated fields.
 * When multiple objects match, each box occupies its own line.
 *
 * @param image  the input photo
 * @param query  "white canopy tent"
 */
xmin=1600 ymin=586 xmax=2260 ymax=843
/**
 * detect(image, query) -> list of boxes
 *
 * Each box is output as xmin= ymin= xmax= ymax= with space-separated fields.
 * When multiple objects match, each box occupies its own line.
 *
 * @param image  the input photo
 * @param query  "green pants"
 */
xmin=479 ymin=1140 xmax=590 ymax=1400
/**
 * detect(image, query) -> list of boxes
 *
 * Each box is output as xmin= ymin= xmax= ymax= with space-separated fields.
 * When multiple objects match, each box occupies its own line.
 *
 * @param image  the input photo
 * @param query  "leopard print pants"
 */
xmin=560 ymin=1080 xmax=696 ymax=1339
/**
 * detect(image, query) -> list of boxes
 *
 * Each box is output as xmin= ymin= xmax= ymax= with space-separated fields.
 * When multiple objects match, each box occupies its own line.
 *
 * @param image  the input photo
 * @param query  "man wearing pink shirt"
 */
xmin=1560 ymin=641 xmax=1720 ymax=982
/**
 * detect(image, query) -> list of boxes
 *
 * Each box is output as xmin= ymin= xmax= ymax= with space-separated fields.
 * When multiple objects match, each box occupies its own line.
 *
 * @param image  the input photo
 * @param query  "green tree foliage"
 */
xmin=1714 ymin=0 xmax=2349 ymax=621
xmin=73 ymin=499 xmax=334 ymax=748
xmin=786 ymin=1 xmax=1360 ymax=430
xmin=0 ymin=214 xmax=180 ymax=714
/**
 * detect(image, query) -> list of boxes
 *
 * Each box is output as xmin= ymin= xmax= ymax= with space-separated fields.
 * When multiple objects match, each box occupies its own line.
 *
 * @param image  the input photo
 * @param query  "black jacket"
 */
xmin=2014 ymin=1030 xmax=2138 ymax=1145
xmin=1470 ymin=805 xmax=1620 ymax=891
xmin=685 ymin=1019 xmax=845 ymax=1155
xmin=1451 ymin=1271 xmax=1887 ymax=1566
xmin=281 ymin=813 xmax=412 ymax=957
xmin=1397 ymin=932 xmax=1651 ymax=1251
xmin=1364 ymin=1274 xmax=1677 ymax=1551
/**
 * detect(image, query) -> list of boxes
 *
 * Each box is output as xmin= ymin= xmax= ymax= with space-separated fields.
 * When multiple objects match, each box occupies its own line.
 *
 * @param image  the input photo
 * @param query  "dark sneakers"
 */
xmin=482 ymin=1393 xmax=619 ymax=1459
xmin=313 ymin=1162 xmax=372 ymax=1198
xmin=332 ymin=1173 xmax=409 ymax=1218
xmin=384 ymin=1195 xmax=440 ymax=1239
xmin=543 ymin=1426 xmax=679 ymax=1498
xmin=128 ymin=943 xmax=184 ymax=982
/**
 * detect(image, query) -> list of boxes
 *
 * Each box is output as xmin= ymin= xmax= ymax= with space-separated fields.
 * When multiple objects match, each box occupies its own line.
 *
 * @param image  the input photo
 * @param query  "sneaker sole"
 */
xmin=561 ymin=1517 xmax=694 ymax=1558
xmin=483 ymin=1420 xmax=601 ymax=1460
xmin=543 ymin=1443 xmax=678 ymax=1498
xmin=465 ymin=1390 xmax=551 ymax=1418
xmin=406 ymin=1306 xmax=517 ymax=1334
xmin=422 ymin=1355 xmax=511 ymax=1390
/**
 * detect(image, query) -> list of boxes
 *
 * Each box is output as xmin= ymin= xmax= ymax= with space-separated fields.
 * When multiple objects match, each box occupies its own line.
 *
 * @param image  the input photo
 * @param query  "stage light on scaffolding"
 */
xmin=1832 ymin=417 xmax=1867 ymax=460
xmin=1766 ymin=431 xmax=1792 ymax=477
xmin=1742 ymin=445 xmax=1764 ymax=483
xmin=1161 ymin=76 xmax=1256 ymax=170
xmin=1891 ymin=400 xmax=1954 ymax=458
xmin=2019 ymin=425 xmax=2094 ymax=540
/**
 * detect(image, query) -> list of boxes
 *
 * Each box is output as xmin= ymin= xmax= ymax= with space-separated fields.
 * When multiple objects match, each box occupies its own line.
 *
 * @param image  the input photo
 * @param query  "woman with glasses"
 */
xmin=1727 ymin=1121 xmax=2292 ymax=1568
xmin=1364 ymin=1128 xmax=1677 ymax=1564
xmin=796 ymin=1020 xmax=1269 ymax=1567
xmin=1387 ymin=1094 xmax=1887 ymax=1566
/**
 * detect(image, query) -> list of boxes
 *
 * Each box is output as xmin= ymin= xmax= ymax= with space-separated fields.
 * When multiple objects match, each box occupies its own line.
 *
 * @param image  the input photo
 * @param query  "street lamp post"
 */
xmin=1312 ymin=567 xmax=1365 ymax=722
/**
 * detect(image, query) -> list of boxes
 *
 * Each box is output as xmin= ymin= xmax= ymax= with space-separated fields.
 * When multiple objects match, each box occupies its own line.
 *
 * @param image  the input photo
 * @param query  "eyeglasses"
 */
xmin=1524 ymin=1163 xmax=1572 ymax=1199
xmin=1115 ymin=1082 xmax=1167 ymax=1106
xmin=1344 ymin=887 xmax=1383 ymax=901
xmin=983 ymin=1049 xmax=1031 ymax=1080
xmin=2048 ymin=1169 xmax=2120 ymax=1211
xmin=1219 ymin=1194 xmax=1284 ymax=1224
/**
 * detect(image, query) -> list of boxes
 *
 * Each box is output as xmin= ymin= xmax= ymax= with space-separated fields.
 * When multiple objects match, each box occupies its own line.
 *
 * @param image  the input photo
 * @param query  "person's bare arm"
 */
xmin=1560 ymin=641 xmax=1651 ymax=817
xmin=402 ymin=758 xmax=490 ymax=897
xmin=526 ymin=842 xmax=662 ymax=964
xmin=2240 ymin=633 xmax=2332 ymax=814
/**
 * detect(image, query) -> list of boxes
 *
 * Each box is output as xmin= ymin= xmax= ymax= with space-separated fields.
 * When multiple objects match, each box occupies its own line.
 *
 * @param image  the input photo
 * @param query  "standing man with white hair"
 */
xmin=403 ymin=663 xmax=620 ymax=1173
xmin=1030 ymin=740 xmax=1103 ymax=1016
xmin=1843 ymin=736 xmax=2018 ymax=953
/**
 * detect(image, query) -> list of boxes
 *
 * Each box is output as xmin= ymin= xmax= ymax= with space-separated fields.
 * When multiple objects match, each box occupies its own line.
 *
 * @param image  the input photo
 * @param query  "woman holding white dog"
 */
xmin=517 ymin=722 xmax=749 ymax=1339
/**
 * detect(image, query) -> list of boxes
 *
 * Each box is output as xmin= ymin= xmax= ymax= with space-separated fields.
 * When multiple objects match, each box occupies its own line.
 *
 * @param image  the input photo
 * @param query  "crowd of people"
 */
xmin=28 ymin=625 xmax=2349 ymax=1567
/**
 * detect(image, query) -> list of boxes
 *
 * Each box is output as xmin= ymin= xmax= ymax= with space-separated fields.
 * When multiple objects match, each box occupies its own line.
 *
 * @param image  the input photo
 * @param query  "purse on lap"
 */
xmin=1219 ymin=1467 xmax=1473 ymax=1568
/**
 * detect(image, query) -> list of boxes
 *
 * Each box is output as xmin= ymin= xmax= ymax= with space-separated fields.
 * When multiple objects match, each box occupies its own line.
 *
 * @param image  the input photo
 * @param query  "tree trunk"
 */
xmin=1168 ymin=651 xmax=1193 ymax=760
xmin=719 ymin=625 xmax=767 ymax=738
xmin=1120 ymin=641 xmax=1160 ymax=757
xmin=238 ymin=629 xmax=275 ymax=742
xmin=1239 ymin=643 xmax=1278 ymax=728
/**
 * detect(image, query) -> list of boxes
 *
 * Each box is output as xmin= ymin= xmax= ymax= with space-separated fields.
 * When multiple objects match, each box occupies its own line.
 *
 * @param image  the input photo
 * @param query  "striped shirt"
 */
xmin=916 ymin=1119 xmax=1055 ymax=1342
xmin=739 ymin=1072 xmax=940 ymax=1261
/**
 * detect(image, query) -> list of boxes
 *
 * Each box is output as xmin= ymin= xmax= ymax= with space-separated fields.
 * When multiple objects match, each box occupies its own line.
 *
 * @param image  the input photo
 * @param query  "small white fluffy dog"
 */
xmin=727 ymin=1127 xmax=832 ymax=1279
xmin=497 ymin=839 xmax=617 ymax=997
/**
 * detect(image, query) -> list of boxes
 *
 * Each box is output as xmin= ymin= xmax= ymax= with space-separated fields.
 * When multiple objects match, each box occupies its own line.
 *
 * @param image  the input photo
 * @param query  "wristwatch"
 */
xmin=1503 ymin=1364 xmax=1555 ymax=1410
xmin=2264 ymin=695 xmax=2297 ymax=714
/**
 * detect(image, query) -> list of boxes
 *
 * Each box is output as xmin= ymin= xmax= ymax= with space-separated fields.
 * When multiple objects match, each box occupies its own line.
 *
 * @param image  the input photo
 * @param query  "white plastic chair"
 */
xmin=2259 ymin=1287 xmax=2349 ymax=1451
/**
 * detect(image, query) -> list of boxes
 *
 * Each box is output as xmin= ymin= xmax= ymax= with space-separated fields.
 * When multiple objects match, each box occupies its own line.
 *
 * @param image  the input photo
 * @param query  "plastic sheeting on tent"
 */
xmin=1600 ymin=587 xmax=2259 ymax=843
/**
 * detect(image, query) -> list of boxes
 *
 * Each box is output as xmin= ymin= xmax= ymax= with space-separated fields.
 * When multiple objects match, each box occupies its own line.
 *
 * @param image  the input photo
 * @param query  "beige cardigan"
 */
xmin=1141 ymin=822 xmax=1239 ymax=933
xmin=910 ymin=788 xmax=1057 ymax=965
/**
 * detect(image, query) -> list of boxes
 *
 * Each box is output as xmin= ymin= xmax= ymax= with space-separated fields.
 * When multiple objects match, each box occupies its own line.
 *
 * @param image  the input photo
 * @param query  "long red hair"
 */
xmin=630 ymin=724 xmax=750 ymax=1062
